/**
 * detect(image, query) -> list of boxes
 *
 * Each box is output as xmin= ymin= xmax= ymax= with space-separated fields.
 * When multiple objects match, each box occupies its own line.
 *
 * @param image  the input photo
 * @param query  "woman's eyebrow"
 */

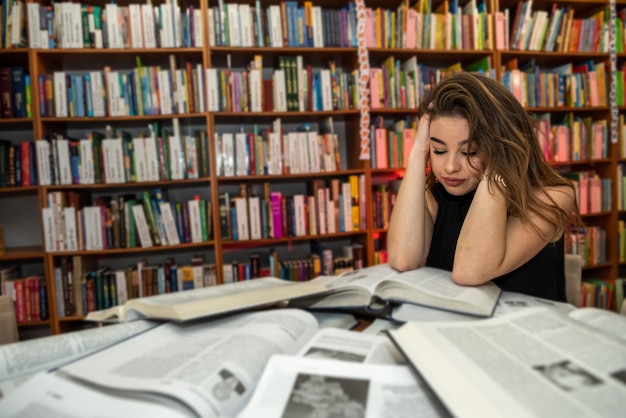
xmin=430 ymin=137 xmax=470 ymax=145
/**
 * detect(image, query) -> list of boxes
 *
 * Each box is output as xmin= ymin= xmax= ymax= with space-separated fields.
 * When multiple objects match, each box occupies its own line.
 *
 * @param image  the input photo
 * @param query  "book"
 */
xmin=238 ymin=355 xmax=445 ymax=417
xmin=392 ymin=290 xmax=577 ymax=323
xmin=84 ymin=276 xmax=328 ymax=323
xmin=388 ymin=306 xmax=626 ymax=418
xmin=290 ymin=263 xmax=502 ymax=318
xmin=1 ymin=309 xmax=411 ymax=417
xmin=0 ymin=320 xmax=157 ymax=396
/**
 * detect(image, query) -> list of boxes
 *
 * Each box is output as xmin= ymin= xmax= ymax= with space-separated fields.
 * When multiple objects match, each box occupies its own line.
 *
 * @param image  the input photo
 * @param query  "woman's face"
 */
xmin=429 ymin=116 xmax=484 ymax=196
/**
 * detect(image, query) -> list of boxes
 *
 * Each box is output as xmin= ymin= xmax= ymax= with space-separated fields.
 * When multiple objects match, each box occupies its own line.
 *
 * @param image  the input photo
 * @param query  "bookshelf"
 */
xmin=0 ymin=0 xmax=624 ymax=336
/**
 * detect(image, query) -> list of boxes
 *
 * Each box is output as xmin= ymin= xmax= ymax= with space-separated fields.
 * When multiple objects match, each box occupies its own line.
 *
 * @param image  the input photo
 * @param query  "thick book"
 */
xmin=290 ymin=263 xmax=502 ymax=318
xmin=388 ymin=306 xmax=626 ymax=418
xmin=0 ymin=310 xmax=410 ymax=417
xmin=84 ymin=276 xmax=328 ymax=323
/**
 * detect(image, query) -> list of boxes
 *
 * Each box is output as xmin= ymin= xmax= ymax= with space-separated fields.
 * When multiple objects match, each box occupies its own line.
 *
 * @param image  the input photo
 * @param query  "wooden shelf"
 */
xmin=47 ymin=241 xmax=215 ymax=257
xmin=220 ymin=231 xmax=368 ymax=247
xmin=0 ymin=246 xmax=46 ymax=260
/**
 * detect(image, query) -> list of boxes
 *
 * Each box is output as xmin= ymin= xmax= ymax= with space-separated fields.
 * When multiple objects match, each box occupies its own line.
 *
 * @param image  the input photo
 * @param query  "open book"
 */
xmin=85 ymin=277 xmax=328 ymax=323
xmin=0 ymin=320 xmax=158 ymax=397
xmin=391 ymin=290 xmax=577 ymax=323
xmin=238 ymin=355 xmax=450 ymax=418
xmin=388 ymin=307 xmax=626 ymax=418
xmin=292 ymin=263 xmax=502 ymax=318
xmin=0 ymin=309 xmax=403 ymax=417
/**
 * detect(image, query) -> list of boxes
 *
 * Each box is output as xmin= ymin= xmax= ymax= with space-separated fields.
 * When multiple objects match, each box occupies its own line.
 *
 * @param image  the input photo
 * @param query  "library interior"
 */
xmin=0 ymin=0 xmax=625 ymax=417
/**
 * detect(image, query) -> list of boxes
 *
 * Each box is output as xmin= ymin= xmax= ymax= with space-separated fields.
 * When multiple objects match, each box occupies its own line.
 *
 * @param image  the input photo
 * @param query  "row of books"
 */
xmin=501 ymin=60 xmax=609 ymax=109
xmin=215 ymin=121 xmax=340 ymax=177
xmin=43 ymin=189 xmax=213 ymax=252
xmin=54 ymin=255 xmax=217 ymax=317
xmin=42 ymin=61 xmax=205 ymax=118
xmin=0 ymin=139 xmax=36 ymax=187
xmin=219 ymin=177 xmax=364 ymax=241
xmin=208 ymin=1 xmax=357 ymax=48
xmin=207 ymin=58 xmax=359 ymax=113
xmin=35 ymin=126 xmax=209 ymax=186
xmin=0 ymin=0 xmax=25 ymax=48
xmin=404 ymin=58 xmax=494 ymax=106
xmin=52 ymin=239 xmax=365 ymax=319
xmin=369 ymin=56 xmax=494 ymax=111
xmin=365 ymin=0 xmax=489 ymax=50
xmin=567 ymin=226 xmax=606 ymax=267
xmin=370 ymin=117 xmax=415 ymax=170
xmin=0 ymin=264 xmax=48 ymax=323
xmin=565 ymin=171 xmax=612 ymax=215
xmin=0 ymin=66 xmax=29 ymax=118
xmin=580 ymin=278 xmax=616 ymax=311
xmin=223 ymin=252 xmax=322 ymax=283
xmin=27 ymin=1 xmax=203 ymax=49
xmin=372 ymin=181 xmax=402 ymax=230
xmin=508 ymin=1 xmax=610 ymax=53
xmin=533 ymin=113 xmax=609 ymax=163
xmin=1 ymin=276 xmax=48 ymax=323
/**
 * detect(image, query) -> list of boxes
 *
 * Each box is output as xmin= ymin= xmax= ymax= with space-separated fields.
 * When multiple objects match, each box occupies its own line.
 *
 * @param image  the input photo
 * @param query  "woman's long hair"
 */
xmin=418 ymin=72 xmax=583 ymax=240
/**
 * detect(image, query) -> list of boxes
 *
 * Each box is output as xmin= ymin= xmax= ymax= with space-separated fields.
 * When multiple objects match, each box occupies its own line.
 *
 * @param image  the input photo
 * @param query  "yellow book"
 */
xmin=375 ymin=8 xmax=382 ymax=48
xmin=391 ymin=11 xmax=396 ymax=49
xmin=349 ymin=175 xmax=360 ymax=231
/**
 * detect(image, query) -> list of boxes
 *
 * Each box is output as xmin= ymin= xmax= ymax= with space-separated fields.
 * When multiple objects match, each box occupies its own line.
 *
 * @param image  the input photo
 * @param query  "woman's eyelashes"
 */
xmin=431 ymin=148 xmax=477 ymax=156
xmin=461 ymin=150 xmax=478 ymax=156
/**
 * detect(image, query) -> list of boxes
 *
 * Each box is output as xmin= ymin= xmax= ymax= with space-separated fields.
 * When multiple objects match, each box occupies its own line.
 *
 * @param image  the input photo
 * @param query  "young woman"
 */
xmin=387 ymin=73 xmax=582 ymax=301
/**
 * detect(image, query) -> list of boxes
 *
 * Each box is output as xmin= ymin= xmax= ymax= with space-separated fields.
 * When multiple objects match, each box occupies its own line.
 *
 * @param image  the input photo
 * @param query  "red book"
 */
xmin=21 ymin=141 xmax=30 ymax=185
xmin=0 ymin=67 xmax=13 ymax=118
xmin=13 ymin=280 xmax=26 ymax=323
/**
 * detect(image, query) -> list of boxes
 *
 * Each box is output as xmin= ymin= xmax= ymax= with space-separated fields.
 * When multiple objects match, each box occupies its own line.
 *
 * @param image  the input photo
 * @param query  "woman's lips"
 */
xmin=443 ymin=178 xmax=465 ymax=187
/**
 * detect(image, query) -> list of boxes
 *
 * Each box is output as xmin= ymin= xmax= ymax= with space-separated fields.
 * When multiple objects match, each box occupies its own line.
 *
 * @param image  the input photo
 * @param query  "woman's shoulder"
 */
xmin=534 ymin=184 xmax=576 ymax=211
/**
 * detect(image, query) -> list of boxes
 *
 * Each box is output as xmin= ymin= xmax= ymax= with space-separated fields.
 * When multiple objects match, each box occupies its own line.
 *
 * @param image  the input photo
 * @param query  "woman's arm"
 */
xmin=452 ymin=181 xmax=575 ymax=285
xmin=387 ymin=114 xmax=436 ymax=271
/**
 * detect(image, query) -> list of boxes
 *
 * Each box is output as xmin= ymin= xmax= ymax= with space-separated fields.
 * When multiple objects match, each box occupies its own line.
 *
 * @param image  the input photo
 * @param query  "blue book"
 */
xmin=84 ymin=73 xmax=94 ymax=117
xmin=231 ymin=205 xmax=238 ymax=240
xmin=11 ymin=67 xmax=25 ymax=117
xmin=170 ymin=265 xmax=178 ymax=292
xmin=255 ymin=0 xmax=263 ymax=46
xmin=75 ymin=74 xmax=85 ymax=117
xmin=127 ymin=72 xmax=138 ymax=116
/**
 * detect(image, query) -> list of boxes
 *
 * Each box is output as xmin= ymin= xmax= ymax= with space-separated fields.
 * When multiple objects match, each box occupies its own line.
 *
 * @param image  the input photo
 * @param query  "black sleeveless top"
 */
xmin=426 ymin=183 xmax=566 ymax=302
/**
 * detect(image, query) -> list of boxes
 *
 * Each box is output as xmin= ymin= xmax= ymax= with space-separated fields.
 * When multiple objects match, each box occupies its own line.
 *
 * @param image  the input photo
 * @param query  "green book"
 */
xmin=141 ymin=191 xmax=161 ymax=246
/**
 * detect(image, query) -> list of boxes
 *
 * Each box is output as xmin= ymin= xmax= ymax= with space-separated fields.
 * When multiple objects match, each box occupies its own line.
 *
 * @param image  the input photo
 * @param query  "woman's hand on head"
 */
xmin=412 ymin=110 xmax=432 ymax=158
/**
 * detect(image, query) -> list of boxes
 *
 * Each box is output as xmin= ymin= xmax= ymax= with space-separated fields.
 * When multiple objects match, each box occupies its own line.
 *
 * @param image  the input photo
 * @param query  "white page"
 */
xmin=238 ymin=355 xmax=448 ymax=418
xmin=0 ymin=320 xmax=157 ymax=389
xmin=0 ymin=372 xmax=190 ymax=417
xmin=62 ymin=309 xmax=318 ymax=418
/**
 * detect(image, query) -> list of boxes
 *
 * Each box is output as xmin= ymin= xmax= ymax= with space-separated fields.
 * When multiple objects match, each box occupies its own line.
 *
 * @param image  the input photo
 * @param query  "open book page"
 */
xmin=376 ymin=267 xmax=501 ymax=317
xmin=296 ymin=327 xmax=405 ymax=365
xmin=0 ymin=320 xmax=158 ymax=396
xmin=567 ymin=307 xmax=626 ymax=342
xmin=86 ymin=277 xmax=327 ymax=323
xmin=392 ymin=291 xmax=576 ymax=323
xmin=0 ymin=372 xmax=191 ymax=418
xmin=237 ymin=355 xmax=451 ymax=418
xmin=310 ymin=312 xmax=359 ymax=330
xmin=388 ymin=307 xmax=626 ymax=418
xmin=60 ymin=309 xmax=318 ymax=418
xmin=291 ymin=264 xmax=401 ymax=308
xmin=293 ymin=265 xmax=501 ymax=317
